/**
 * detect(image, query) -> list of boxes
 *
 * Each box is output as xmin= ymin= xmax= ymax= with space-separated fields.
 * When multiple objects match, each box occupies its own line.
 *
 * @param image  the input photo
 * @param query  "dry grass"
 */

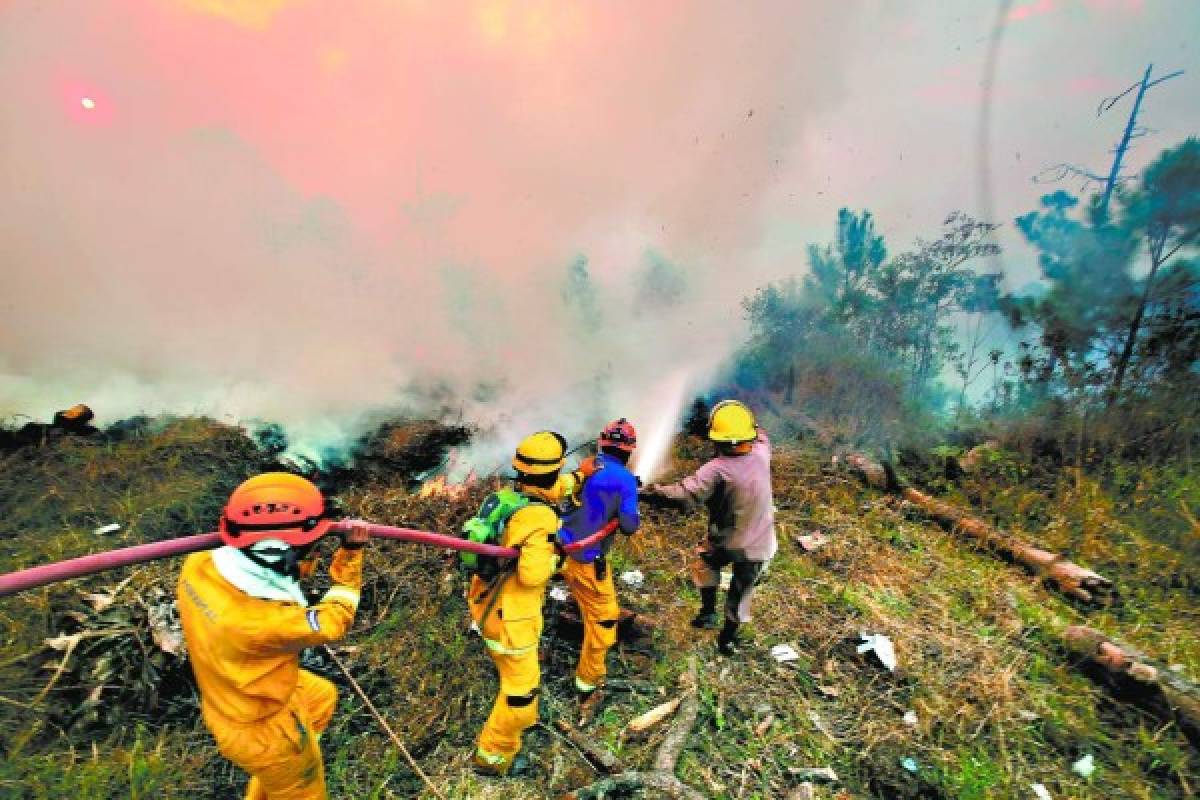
xmin=0 ymin=422 xmax=1197 ymax=798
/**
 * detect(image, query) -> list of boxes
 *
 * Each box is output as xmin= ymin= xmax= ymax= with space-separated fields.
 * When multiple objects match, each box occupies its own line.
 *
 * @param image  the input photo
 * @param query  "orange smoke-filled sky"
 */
xmin=1 ymin=0 xmax=1196 ymax=451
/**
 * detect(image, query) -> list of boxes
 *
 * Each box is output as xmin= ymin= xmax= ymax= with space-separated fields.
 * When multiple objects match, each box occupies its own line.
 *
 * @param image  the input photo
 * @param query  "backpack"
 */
xmin=460 ymin=488 xmax=530 ymax=580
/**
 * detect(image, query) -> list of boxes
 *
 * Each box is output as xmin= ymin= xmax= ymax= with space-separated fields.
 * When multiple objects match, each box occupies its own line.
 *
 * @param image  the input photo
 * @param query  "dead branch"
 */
xmin=1063 ymin=626 xmax=1200 ymax=746
xmin=654 ymin=659 xmax=698 ymax=773
xmin=845 ymin=454 xmax=1114 ymax=603
xmin=562 ymin=656 xmax=705 ymax=800
xmin=553 ymin=718 xmax=623 ymax=774
xmin=562 ymin=771 xmax=707 ymax=800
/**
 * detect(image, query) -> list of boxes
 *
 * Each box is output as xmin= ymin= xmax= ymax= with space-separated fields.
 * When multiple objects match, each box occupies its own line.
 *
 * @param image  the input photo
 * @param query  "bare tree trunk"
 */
xmin=844 ymin=454 xmax=1114 ymax=603
xmin=1109 ymin=230 xmax=1166 ymax=405
xmin=1063 ymin=626 xmax=1200 ymax=746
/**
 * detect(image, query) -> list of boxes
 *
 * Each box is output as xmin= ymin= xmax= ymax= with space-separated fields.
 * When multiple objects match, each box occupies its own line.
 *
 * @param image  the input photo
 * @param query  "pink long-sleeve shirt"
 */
xmin=659 ymin=430 xmax=778 ymax=562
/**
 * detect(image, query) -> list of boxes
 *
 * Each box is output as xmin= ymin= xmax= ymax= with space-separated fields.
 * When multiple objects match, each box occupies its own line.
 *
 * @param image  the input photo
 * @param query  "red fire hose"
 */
xmin=0 ymin=519 xmax=619 ymax=598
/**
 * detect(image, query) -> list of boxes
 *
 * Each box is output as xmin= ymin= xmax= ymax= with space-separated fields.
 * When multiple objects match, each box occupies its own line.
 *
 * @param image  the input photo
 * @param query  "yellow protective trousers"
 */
xmin=466 ymin=496 xmax=557 ymax=772
xmin=562 ymin=558 xmax=619 ymax=691
xmin=206 ymin=669 xmax=337 ymax=800
xmin=469 ymin=577 xmax=543 ymax=771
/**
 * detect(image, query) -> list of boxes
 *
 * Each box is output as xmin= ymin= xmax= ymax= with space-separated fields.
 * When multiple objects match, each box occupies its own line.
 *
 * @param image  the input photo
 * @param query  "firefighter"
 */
xmin=643 ymin=400 xmax=776 ymax=655
xmin=467 ymin=431 xmax=564 ymax=775
xmin=558 ymin=418 xmax=641 ymax=706
xmin=177 ymin=473 xmax=367 ymax=800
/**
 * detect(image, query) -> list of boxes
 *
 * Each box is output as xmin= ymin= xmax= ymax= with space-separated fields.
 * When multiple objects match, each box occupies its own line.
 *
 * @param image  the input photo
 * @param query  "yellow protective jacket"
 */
xmin=177 ymin=547 xmax=363 ymax=725
xmin=468 ymin=502 xmax=559 ymax=656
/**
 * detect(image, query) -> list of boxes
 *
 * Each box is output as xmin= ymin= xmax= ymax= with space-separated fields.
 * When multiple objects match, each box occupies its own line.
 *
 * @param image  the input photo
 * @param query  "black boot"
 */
xmin=691 ymin=588 xmax=719 ymax=629
xmin=717 ymin=620 xmax=741 ymax=656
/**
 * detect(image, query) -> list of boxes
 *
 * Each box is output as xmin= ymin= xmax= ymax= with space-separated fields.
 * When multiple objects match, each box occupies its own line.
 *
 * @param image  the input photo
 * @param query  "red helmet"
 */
xmin=599 ymin=418 xmax=637 ymax=453
xmin=218 ymin=473 xmax=335 ymax=548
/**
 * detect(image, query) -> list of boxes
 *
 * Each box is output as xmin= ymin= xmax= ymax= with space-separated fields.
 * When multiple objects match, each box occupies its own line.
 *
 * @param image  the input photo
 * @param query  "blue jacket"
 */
xmin=559 ymin=453 xmax=640 ymax=563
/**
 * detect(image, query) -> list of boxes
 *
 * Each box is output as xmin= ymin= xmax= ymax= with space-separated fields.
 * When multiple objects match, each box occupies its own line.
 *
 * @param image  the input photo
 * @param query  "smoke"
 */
xmin=1 ymin=1 xmax=863 ymax=467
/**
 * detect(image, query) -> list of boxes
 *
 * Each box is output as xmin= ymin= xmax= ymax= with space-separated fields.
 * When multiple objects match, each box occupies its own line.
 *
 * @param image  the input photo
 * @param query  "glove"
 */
xmin=576 ymin=455 xmax=600 ymax=479
xmin=340 ymin=520 xmax=370 ymax=550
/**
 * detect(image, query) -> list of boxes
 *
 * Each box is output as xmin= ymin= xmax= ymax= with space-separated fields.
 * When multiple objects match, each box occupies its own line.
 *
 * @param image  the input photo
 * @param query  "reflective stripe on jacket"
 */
xmin=468 ymin=502 xmax=558 ymax=656
xmin=177 ymin=547 xmax=363 ymax=725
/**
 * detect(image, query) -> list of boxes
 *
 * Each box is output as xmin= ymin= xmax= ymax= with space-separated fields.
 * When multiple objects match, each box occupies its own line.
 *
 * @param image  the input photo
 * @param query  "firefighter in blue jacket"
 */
xmin=558 ymin=418 xmax=641 ymax=703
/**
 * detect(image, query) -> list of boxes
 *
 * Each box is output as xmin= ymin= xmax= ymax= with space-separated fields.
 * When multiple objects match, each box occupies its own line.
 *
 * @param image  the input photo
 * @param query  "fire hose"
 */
xmin=0 ymin=519 xmax=619 ymax=598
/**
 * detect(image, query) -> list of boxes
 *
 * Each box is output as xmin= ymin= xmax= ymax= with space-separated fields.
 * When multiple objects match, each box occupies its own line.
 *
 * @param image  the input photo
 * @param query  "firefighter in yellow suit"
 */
xmin=468 ymin=431 xmax=565 ymax=775
xmin=177 ymin=473 xmax=368 ymax=800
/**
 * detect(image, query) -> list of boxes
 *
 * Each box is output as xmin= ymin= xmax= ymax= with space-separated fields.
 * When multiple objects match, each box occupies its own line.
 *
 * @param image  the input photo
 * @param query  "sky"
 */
xmin=1 ymin=0 xmax=1197 ymax=463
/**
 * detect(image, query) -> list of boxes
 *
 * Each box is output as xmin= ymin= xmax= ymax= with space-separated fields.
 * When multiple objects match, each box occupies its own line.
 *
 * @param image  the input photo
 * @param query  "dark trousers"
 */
xmin=691 ymin=544 xmax=765 ymax=625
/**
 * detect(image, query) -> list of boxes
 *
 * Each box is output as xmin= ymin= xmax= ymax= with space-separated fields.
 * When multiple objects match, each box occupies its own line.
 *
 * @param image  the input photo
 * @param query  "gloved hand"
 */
xmin=639 ymin=484 xmax=680 ymax=510
xmin=340 ymin=520 xmax=371 ymax=550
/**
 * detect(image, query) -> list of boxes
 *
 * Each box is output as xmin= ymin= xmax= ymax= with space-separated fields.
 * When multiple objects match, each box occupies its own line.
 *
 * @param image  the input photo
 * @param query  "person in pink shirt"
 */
xmin=644 ymin=400 xmax=777 ymax=655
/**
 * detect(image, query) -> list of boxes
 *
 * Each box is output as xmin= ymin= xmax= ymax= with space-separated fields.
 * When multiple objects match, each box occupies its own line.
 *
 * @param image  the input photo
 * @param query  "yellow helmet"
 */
xmin=708 ymin=400 xmax=756 ymax=444
xmin=512 ymin=430 xmax=567 ymax=475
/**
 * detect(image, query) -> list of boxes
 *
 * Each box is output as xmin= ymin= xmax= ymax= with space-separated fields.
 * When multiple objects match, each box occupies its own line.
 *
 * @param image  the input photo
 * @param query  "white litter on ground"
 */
xmin=856 ymin=632 xmax=897 ymax=671
xmin=94 ymin=523 xmax=121 ymax=535
xmin=1072 ymin=753 xmax=1096 ymax=778
xmin=796 ymin=532 xmax=829 ymax=552
xmin=619 ymin=569 xmax=644 ymax=588
xmin=769 ymin=643 xmax=800 ymax=662
xmin=1031 ymin=783 xmax=1052 ymax=800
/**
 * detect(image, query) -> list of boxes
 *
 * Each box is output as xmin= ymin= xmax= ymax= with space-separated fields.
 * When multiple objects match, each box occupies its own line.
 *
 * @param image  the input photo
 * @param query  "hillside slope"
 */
xmin=0 ymin=420 xmax=1196 ymax=798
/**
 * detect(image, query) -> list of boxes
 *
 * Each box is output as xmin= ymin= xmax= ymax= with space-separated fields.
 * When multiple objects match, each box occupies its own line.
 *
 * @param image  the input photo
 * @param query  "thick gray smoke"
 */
xmin=0 ymin=1 xmax=858 ymax=468
xmin=4 ymin=1 xmax=1194 ymax=471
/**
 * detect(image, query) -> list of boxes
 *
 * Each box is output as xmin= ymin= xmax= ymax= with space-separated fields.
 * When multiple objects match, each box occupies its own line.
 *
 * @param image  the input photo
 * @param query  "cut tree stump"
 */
xmin=561 ymin=656 xmax=706 ymax=800
xmin=844 ymin=454 xmax=1114 ymax=604
xmin=1063 ymin=626 xmax=1200 ymax=746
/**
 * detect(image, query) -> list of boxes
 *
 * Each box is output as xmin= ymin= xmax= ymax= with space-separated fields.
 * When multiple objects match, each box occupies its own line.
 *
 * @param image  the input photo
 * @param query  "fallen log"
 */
xmin=553 ymin=718 xmax=624 ymax=774
xmin=843 ymin=454 xmax=1114 ymax=604
xmin=562 ymin=656 xmax=705 ymax=800
xmin=1063 ymin=626 xmax=1200 ymax=746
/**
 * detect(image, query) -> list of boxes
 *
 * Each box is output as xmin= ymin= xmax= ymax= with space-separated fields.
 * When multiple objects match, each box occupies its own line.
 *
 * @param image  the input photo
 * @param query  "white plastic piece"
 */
xmin=789 ymin=766 xmax=838 ymax=783
xmin=770 ymin=643 xmax=800 ymax=663
xmin=94 ymin=523 xmax=121 ymax=535
xmin=619 ymin=569 xmax=645 ymax=588
xmin=796 ymin=532 xmax=829 ymax=552
xmin=1031 ymin=783 xmax=1052 ymax=800
xmin=1072 ymin=754 xmax=1095 ymax=778
xmin=856 ymin=632 xmax=897 ymax=671
xmin=902 ymin=710 xmax=918 ymax=728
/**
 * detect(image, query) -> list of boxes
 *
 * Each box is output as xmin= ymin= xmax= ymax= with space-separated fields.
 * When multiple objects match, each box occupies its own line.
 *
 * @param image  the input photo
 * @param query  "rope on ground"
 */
xmin=324 ymin=646 xmax=447 ymax=800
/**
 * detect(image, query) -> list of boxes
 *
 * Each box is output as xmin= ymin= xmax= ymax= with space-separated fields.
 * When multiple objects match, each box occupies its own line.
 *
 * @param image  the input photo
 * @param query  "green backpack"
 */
xmin=460 ymin=488 xmax=530 ymax=579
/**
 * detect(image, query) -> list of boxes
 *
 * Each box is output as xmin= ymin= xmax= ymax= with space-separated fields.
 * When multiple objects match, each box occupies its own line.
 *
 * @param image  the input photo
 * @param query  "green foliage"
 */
xmin=737 ymin=208 xmax=1000 ymax=448
xmin=1000 ymin=138 xmax=1199 ymax=458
